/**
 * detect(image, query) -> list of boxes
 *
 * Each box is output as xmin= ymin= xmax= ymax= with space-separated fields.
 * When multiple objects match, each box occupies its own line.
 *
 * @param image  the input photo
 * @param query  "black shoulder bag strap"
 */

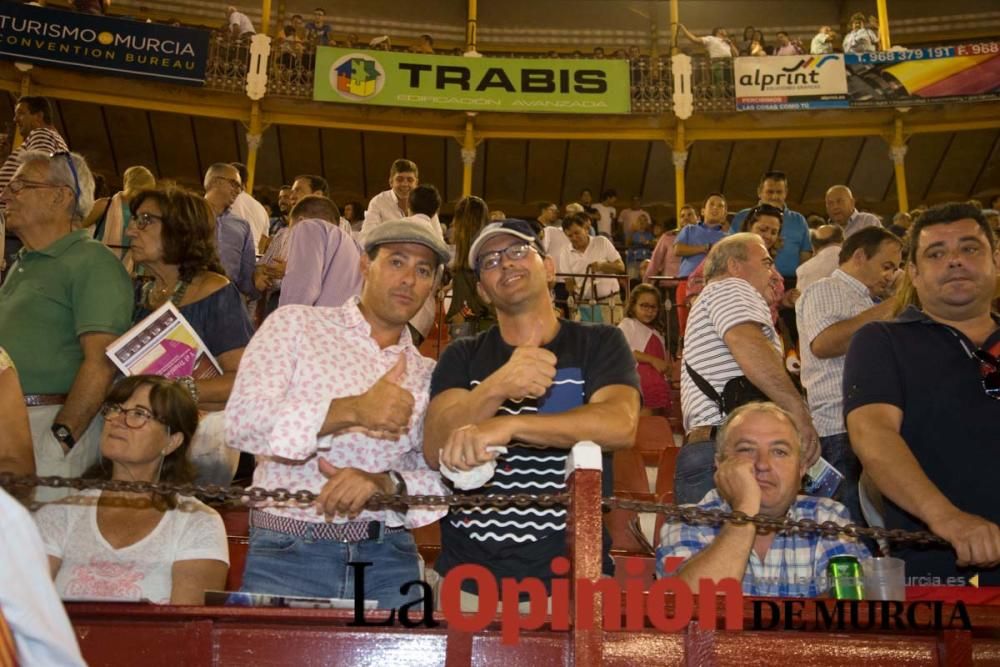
xmin=684 ymin=361 xmax=725 ymax=413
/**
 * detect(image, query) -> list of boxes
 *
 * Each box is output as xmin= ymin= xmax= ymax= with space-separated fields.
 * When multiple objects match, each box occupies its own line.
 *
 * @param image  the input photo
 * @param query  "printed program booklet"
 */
xmin=105 ymin=301 xmax=221 ymax=379
xmin=804 ymin=456 xmax=845 ymax=498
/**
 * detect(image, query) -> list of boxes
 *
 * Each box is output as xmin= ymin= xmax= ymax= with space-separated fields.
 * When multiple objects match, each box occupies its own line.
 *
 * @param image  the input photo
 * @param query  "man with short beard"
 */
xmin=424 ymin=219 xmax=640 ymax=610
xmin=226 ymin=221 xmax=452 ymax=606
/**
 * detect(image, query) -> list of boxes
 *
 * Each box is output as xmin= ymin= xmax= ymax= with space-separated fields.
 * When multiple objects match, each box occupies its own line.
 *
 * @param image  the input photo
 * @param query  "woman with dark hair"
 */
xmin=445 ymin=195 xmax=494 ymax=339
xmin=751 ymin=30 xmax=769 ymax=56
xmin=126 ymin=185 xmax=254 ymax=483
xmin=341 ymin=200 xmax=365 ymax=236
xmin=619 ymin=284 xmax=672 ymax=416
xmin=33 ymin=375 xmax=229 ymax=604
xmin=685 ymin=204 xmax=791 ymax=322
xmin=739 ymin=26 xmax=756 ymax=55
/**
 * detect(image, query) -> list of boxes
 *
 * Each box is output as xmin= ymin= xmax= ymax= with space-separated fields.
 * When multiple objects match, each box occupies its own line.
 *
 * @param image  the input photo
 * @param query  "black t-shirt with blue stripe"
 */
xmin=430 ymin=320 xmax=640 ymax=593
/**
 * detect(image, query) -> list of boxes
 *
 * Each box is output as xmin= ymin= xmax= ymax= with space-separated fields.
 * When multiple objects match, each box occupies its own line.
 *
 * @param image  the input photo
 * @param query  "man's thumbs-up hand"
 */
xmin=352 ymin=354 xmax=415 ymax=440
xmin=491 ymin=320 xmax=557 ymax=402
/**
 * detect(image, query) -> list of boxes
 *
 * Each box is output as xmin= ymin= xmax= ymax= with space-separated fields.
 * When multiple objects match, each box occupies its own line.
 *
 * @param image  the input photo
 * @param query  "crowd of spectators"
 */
xmin=0 ymin=88 xmax=998 ymax=661
xmin=677 ymin=12 xmax=884 ymax=62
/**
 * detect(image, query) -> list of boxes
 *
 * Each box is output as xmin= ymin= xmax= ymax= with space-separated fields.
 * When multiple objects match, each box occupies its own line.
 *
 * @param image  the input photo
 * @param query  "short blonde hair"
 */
xmin=123 ymin=165 xmax=155 ymax=195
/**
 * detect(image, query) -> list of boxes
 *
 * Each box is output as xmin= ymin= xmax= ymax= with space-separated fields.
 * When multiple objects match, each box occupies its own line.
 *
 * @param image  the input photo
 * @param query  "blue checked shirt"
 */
xmin=656 ymin=490 xmax=871 ymax=597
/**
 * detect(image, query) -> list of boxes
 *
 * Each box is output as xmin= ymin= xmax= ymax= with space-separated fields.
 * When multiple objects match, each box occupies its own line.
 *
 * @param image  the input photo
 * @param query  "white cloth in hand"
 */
xmin=441 ymin=446 xmax=508 ymax=490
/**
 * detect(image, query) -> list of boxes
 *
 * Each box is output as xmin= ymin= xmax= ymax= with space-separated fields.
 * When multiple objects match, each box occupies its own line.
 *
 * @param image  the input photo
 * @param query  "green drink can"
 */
xmin=828 ymin=555 xmax=865 ymax=600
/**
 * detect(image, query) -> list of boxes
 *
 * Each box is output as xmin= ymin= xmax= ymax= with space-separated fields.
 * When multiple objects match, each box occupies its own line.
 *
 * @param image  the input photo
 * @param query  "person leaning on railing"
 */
xmin=657 ymin=402 xmax=870 ymax=596
xmin=33 ymin=375 xmax=229 ymax=605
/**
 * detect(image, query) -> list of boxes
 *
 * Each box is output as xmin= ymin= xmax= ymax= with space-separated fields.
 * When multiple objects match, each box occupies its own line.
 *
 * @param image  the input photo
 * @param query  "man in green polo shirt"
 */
xmin=0 ymin=151 xmax=132 ymax=493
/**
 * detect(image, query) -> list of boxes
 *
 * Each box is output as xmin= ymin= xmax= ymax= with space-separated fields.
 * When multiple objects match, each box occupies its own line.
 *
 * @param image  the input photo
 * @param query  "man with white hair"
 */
xmin=0 ymin=151 xmax=132 ymax=482
xmin=676 ymin=233 xmax=820 ymax=504
xmin=825 ymin=185 xmax=882 ymax=238
xmin=658 ymin=402 xmax=869 ymax=596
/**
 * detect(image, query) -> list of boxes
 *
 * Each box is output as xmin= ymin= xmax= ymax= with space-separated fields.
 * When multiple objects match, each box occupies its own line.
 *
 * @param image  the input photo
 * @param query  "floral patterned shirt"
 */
xmin=224 ymin=298 xmax=448 ymax=528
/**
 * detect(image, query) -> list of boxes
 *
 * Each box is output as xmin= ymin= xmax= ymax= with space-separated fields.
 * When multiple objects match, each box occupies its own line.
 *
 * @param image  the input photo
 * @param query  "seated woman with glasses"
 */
xmin=126 ymin=185 xmax=254 ymax=484
xmin=33 ymin=375 xmax=229 ymax=604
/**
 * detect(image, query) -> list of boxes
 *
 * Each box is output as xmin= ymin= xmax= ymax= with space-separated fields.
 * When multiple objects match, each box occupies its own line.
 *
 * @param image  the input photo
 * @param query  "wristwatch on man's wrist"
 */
xmin=51 ymin=423 xmax=76 ymax=449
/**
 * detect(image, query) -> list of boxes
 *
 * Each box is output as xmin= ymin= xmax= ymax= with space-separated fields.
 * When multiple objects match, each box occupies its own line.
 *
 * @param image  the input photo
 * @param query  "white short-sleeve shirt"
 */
xmin=701 ymin=35 xmax=734 ymax=59
xmin=558 ymin=235 xmax=624 ymax=299
xmin=34 ymin=490 xmax=229 ymax=604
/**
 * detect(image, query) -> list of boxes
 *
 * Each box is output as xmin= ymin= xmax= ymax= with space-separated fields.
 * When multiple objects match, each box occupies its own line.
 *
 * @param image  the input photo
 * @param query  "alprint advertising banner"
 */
xmin=734 ymin=54 xmax=849 ymax=111
xmin=313 ymin=47 xmax=631 ymax=114
xmin=845 ymin=42 xmax=1000 ymax=108
xmin=0 ymin=2 xmax=209 ymax=85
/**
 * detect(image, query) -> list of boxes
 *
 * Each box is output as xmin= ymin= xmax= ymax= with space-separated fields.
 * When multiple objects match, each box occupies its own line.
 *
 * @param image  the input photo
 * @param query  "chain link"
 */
xmin=604 ymin=496 xmax=948 ymax=546
xmin=0 ymin=473 xmax=947 ymax=545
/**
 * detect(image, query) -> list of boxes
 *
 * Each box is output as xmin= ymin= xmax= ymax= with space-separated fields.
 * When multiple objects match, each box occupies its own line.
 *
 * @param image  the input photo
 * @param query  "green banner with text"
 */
xmin=313 ymin=47 xmax=630 ymax=114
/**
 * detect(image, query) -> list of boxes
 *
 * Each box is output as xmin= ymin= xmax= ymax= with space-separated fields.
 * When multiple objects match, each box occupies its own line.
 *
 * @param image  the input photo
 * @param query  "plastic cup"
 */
xmin=862 ymin=557 xmax=906 ymax=601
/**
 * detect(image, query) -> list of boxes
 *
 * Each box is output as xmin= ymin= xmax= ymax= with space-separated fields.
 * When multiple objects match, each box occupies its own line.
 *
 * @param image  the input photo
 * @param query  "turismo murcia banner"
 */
xmin=313 ymin=47 xmax=631 ymax=114
xmin=734 ymin=54 xmax=849 ymax=111
xmin=0 ymin=3 xmax=210 ymax=85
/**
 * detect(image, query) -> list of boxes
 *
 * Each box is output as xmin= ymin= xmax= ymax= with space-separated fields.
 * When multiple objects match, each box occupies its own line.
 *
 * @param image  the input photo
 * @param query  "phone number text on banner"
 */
xmin=734 ymin=54 xmax=849 ymax=111
xmin=845 ymin=43 xmax=1000 ymax=108
xmin=313 ymin=47 xmax=631 ymax=114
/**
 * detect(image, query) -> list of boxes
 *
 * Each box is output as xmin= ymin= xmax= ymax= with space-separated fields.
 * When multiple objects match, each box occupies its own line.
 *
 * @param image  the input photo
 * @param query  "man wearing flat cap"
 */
xmin=423 ymin=219 xmax=641 ymax=611
xmin=226 ymin=221 xmax=451 ymax=607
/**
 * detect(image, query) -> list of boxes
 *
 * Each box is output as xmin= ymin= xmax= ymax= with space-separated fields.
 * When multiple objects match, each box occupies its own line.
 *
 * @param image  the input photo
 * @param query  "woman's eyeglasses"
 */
xmin=101 ymin=403 xmax=163 ymax=429
xmin=131 ymin=212 xmax=164 ymax=230
xmin=974 ymin=350 xmax=1000 ymax=400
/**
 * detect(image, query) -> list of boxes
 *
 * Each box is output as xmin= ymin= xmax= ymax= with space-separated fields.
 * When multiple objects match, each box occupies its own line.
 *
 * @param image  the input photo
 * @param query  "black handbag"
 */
xmin=685 ymin=362 xmax=768 ymax=415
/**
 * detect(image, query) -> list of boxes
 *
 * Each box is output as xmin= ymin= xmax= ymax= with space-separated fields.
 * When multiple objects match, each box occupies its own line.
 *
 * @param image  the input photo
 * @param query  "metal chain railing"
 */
xmin=0 ymin=473 xmax=946 ymax=545
xmin=605 ymin=496 xmax=947 ymax=546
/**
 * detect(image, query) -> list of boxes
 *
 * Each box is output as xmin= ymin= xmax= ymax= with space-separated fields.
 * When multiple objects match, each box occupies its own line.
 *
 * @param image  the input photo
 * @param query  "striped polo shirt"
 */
xmin=680 ymin=277 xmax=781 ymax=431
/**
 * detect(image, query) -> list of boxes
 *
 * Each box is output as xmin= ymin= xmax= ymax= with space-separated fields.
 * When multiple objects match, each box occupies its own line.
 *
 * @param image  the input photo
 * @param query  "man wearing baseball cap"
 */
xmin=423 ymin=219 xmax=641 ymax=611
xmin=226 ymin=220 xmax=451 ymax=607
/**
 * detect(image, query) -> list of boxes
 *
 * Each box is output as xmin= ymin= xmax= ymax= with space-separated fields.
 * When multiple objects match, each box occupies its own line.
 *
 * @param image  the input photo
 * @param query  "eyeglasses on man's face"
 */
xmin=477 ymin=243 xmax=538 ymax=272
xmin=101 ymin=403 xmax=164 ymax=429
xmin=213 ymin=176 xmax=242 ymax=191
xmin=1 ymin=178 xmax=60 ymax=197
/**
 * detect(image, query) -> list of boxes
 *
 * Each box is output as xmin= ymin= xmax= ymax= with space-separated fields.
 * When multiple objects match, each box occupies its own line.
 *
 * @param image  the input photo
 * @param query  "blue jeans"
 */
xmin=674 ymin=440 xmax=717 ymax=505
xmin=240 ymin=525 xmax=423 ymax=609
xmin=820 ymin=432 xmax=863 ymax=525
